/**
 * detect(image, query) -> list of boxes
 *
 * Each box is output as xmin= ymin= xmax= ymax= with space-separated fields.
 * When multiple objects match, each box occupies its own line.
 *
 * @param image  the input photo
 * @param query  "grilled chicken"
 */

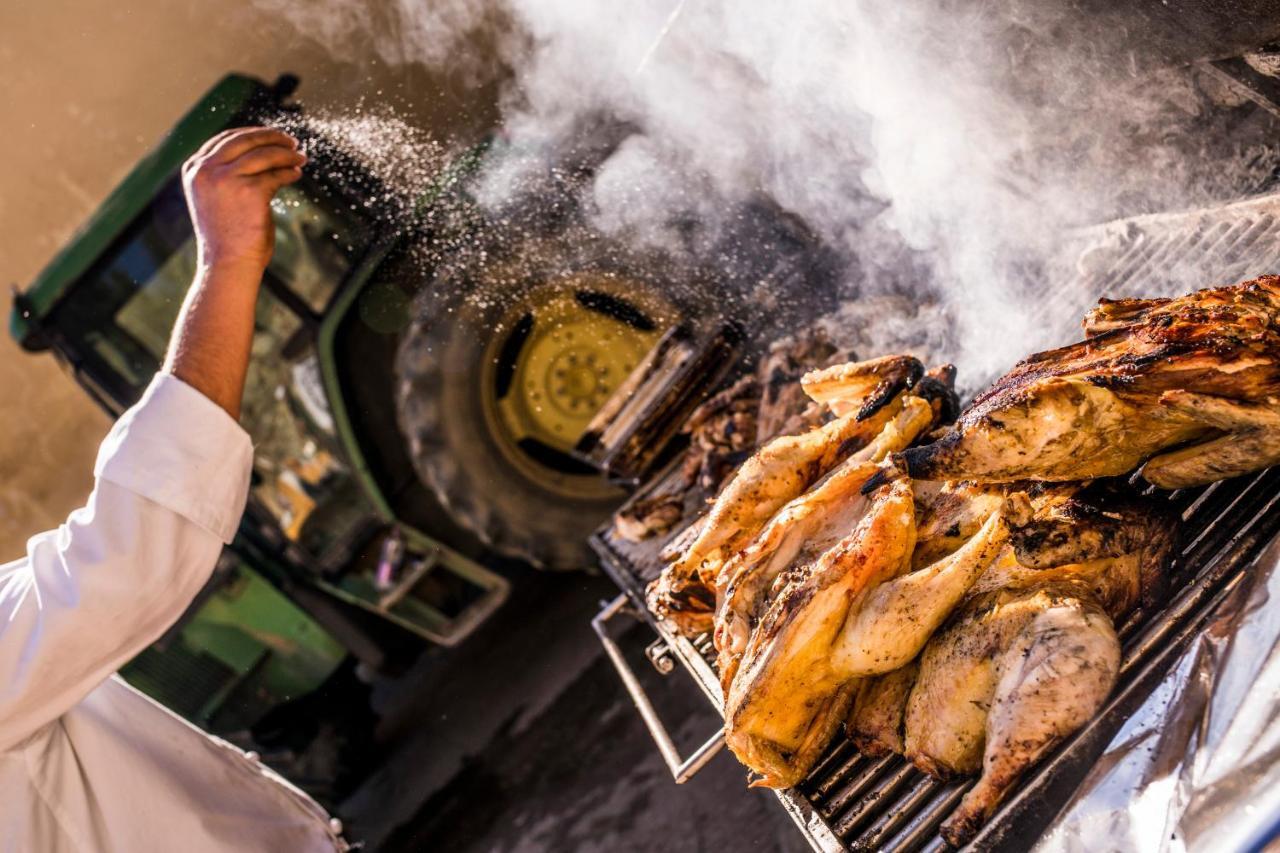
xmin=723 ymin=465 xmax=1014 ymax=787
xmin=847 ymin=661 xmax=918 ymax=758
xmin=891 ymin=276 xmax=1280 ymax=489
xmin=830 ymin=507 xmax=1008 ymax=677
xmin=620 ymin=331 xmax=852 ymax=545
xmin=904 ymin=490 xmax=1176 ymax=845
xmin=755 ymin=328 xmax=846 ymax=440
xmin=714 ymin=396 xmax=935 ymax=690
xmin=911 ymin=480 xmax=1005 ymax=569
xmin=724 ymin=474 xmax=918 ymax=788
xmin=649 ymin=356 xmax=926 ymax=635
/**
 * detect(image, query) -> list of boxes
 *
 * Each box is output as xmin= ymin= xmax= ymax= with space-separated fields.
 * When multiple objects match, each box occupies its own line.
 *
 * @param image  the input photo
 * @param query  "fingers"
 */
xmin=209 ymin=128 xmax=299 ymax=164
xmin=191 ymin=127 xmax=246 ymax=161
xmin=228 ymin=144 xmax=307 ymax=177
xmin=190 ymin=127 xmax=299 ymax=170
xmin=252 ymin=165 xmax=305 ymax=193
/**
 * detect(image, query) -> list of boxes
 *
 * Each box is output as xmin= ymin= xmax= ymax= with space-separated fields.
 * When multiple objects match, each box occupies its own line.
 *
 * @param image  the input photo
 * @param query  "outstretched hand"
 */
xmin=182 ymin=127 xmax=306 ymax=272
xmin=165 ymin=127 xmax=305 ymax=419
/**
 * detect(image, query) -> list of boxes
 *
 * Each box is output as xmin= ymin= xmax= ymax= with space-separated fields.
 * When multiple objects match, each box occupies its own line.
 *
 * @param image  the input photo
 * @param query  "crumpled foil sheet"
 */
xmin=1035 ymin=536 xmax=1280 ymax=853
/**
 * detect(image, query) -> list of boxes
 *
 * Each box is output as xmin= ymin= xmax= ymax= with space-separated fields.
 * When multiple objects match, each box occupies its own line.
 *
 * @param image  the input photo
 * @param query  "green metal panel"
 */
xmin=183 ymin=567 xmax=346 ymax=700
xmin=311 ymin=146 xmax=510 ymax=645
xmin=10 ymin=74 xmax=261 ymax=343
xmin=121 ymin=561 xmax=344 ymax=727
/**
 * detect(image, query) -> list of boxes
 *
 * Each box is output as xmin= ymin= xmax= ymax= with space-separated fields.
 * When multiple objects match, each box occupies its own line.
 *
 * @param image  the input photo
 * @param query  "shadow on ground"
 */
xmin=340 ymin=565 xmax=806 ymax=853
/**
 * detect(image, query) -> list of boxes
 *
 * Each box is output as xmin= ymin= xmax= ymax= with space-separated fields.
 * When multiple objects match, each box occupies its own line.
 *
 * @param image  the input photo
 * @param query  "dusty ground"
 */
xmin=344 ymin=565 xmax=807 ymax=853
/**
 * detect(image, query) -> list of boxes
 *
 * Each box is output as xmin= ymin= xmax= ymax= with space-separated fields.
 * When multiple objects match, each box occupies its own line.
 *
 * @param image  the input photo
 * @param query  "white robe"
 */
xmin=0 ymin=373 xmax=345 ymax=852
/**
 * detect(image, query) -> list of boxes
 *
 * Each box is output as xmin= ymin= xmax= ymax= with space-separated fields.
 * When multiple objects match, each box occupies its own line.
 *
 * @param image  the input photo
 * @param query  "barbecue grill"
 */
xmin=590 ymin=190 xmax=1280 ymax=850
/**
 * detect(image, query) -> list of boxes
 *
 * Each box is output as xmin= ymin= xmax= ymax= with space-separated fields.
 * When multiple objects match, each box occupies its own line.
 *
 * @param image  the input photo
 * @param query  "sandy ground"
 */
xmin=0 ymin=0 xmax=499 ymax=557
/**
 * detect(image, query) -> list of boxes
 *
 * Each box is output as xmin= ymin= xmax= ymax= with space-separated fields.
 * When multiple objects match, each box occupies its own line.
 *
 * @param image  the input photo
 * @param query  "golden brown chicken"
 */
xmin=903 ymin=486 xmax=1177 ymax=845
xmin=722 ymin=462 xmax=1014 ymax=788
xmin=888 ymin=276 xmax=1280 ymax=489
xmin=724 ymin=473 xmax=919 ymax=788
xmin=847 ymin=661 xmax=918 ymax=758
xmin=648 ymin=355 xmax=926 ymax=636
xmin=714 ymin=396 xmax=936 ymax=691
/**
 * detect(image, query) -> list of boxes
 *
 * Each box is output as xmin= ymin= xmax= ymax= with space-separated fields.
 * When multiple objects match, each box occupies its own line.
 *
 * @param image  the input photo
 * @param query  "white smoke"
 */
xmin=263 ymin=0 xmax=1280 ymax=390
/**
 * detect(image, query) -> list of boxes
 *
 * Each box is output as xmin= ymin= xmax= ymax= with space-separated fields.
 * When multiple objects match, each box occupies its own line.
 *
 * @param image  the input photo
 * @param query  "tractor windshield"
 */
xmin=48 ymin=175 xmax=378 ymax=563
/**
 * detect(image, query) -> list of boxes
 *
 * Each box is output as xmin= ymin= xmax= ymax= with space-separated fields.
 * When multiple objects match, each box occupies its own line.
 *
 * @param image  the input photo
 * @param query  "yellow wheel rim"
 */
xmin=480 ymin=273 xmax=672 ymax=499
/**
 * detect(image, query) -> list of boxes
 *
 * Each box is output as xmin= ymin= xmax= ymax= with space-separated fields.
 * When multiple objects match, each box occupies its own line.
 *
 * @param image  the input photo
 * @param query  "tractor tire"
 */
xmin=394 ymin=237 xmax=676 ymax=571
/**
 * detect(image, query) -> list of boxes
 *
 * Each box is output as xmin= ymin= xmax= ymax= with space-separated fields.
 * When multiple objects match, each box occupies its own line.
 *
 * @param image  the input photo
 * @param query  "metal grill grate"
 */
xmin=591 ymin=190 xmax=1280 ymax=851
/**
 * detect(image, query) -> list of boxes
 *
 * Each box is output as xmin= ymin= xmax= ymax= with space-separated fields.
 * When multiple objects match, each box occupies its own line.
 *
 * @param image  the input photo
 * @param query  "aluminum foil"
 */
xmin=1035 ymin=536 xmax=1280 ymax=853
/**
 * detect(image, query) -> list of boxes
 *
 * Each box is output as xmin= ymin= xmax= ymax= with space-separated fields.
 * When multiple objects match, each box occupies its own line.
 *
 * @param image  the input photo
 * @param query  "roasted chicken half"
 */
xmin=723 ymin=465 xmax=1011 ymax=787
xmin=903 ymin=486 xmax=1177 ymax=845
xmin=889 ymin=276 xmax=1280 ymax=489
xmin=723 ymin=474 xmax=919 ymax=788
xmin=714 ymin=395 xmax=936 ymax=690
xmin=648 ymin=355 xmax=925 ymax=636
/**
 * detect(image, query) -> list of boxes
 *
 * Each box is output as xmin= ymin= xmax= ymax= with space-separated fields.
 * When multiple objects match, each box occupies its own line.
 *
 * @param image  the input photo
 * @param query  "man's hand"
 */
xmin=182 ymin=127 xmax=306 ymax=272
xmin=165 ymin=127 xmax=305 ymax=419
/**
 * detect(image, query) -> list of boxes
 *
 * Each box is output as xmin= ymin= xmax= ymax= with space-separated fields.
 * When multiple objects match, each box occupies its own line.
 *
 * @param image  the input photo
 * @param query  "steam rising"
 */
xmin=266 ymin=0 xmax=1280 ymax=390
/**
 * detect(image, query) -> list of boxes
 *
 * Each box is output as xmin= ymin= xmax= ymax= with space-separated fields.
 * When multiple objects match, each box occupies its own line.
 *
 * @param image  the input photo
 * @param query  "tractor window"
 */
xmin=269 ymin=183 xmax=359 ymax=312
xmin=239 ymin=291 xmax=375 ymax=562
xmin=50 ymin=172 xmax=377 ymax=563
xmin=115 ymin=236 xmax=198 ymax=362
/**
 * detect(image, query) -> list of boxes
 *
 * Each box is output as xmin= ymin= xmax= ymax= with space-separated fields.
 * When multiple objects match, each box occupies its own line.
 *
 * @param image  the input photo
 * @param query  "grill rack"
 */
xmin=592 ymin=465 xmax=1280 ymax=851
xmin=590 ymin=190 xmax=1280 ymax=850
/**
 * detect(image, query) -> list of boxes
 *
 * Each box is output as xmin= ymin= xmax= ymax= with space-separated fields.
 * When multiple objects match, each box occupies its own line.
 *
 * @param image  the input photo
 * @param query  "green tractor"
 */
xmin=8 ymin=73 xmax=691 ymax=772
xmin=12 ymin=72 xmax=837 ymax=795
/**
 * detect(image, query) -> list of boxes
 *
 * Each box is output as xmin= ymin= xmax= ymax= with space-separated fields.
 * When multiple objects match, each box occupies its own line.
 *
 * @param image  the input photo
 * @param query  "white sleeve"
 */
xmin=0 ymin=373 xmax=254 ymax=750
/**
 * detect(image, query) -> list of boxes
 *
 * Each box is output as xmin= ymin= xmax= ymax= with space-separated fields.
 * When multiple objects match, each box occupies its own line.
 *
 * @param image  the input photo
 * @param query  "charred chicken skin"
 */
xmin=889 ymin=276 xmax=1280 ymax=489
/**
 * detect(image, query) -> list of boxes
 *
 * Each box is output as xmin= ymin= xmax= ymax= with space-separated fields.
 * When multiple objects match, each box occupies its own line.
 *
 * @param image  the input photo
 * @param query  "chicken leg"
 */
xmin=940 ymin=598 xmax=1119 ymax=846
xmin=830 ymin=508 xmax=1007 ymax=677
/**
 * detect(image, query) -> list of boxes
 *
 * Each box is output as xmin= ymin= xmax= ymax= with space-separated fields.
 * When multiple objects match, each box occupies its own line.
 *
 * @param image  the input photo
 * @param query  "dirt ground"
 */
xmin=0 ymin=0 xmax=498 ymax=558
xmin=345 ymin=563 xmax=808 ymax=853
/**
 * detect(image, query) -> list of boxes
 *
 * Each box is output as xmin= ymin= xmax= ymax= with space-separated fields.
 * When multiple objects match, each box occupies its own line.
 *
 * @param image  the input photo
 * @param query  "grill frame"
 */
xmin=590 ymin=190 xmax=1280 ymax=851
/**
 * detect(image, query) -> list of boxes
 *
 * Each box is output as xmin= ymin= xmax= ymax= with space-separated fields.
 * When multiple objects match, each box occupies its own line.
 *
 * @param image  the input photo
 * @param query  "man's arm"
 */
xmin=0 ymin=128 xmax=302 ymax=749
xmin=166 ymin=127 xmax=306 ymax=418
